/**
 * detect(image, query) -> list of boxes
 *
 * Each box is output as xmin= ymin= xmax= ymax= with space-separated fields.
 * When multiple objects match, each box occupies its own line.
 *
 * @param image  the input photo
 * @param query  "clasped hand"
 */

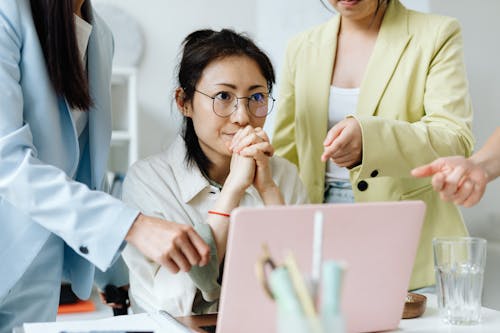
xmin=225 ymin=126 xmax=275 ymax=194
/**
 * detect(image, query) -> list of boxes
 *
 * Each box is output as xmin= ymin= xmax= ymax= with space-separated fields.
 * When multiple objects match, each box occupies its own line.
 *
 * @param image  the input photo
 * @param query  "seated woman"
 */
xmin=121 ymin=29 xmax=308 ymax=316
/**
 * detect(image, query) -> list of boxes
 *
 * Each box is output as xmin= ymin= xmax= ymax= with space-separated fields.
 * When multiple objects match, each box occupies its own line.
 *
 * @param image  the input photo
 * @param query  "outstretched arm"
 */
xmin=470 ymin=127 xmax=500 ymax=183
xmin=412 ymin=127 xmax=500 ymax=207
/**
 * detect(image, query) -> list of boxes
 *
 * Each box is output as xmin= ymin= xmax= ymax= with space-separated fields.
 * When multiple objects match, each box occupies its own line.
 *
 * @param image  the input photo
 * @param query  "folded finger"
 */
xmin=431 ymin=172 xmax=446 ymax=192
xmin=234 ymin=133 xmax=263 ymax=153
xmin=324 ymin=124 xmax=343 ymax=146
xmin=441 ymin=166 xmax=466 ymax=196
xmin=169 ymin=247 xmax=191 ymax=272
xmin=453 ymin=180 xmax=474 ymax=206
xmin=162 ymin=256 xmax=180 ymax=274
xmin=239 ymin=142 xmax=274 ymax=158
xmin=254 ymin=127 xmax=269 ymax=141
xmin=462 ymin=183 xmax=483 ymax=208
xmin=187 ymin=229 xmax=211 ymax=266
xmin=231 ymin=126 xmax=251 ymax=150
xmin=331 ymin=153 xmax=357 ymax=167
xmin=176 ymin=234 xmax=202 ymax=266
xmin=321 ymin=140 xmax=345 ymax=162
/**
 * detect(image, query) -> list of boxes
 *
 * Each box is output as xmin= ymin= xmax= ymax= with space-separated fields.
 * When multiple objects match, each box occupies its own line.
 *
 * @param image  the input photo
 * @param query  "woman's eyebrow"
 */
xmin=214 ymin=83 xmax=266 ymax=91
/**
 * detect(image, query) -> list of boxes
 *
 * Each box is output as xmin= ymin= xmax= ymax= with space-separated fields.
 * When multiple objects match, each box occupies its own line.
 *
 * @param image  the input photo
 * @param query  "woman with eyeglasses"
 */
xmin=121 ymin=29 xmax=308 ymax=316
xmin=0 ymin=1 xmax=210 ymax=330
xmin=272 ymin=0 xmax=473 ymax=291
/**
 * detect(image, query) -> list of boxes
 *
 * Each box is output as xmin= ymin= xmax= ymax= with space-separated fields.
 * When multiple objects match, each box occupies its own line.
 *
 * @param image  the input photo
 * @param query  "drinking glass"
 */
xmin=433 ymin=237 xmax=487 ymax=325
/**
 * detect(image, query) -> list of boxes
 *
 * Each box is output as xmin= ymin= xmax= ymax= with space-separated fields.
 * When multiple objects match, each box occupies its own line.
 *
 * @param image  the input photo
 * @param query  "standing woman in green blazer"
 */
xmin=272 ymin=0 xmax=474 ymax=290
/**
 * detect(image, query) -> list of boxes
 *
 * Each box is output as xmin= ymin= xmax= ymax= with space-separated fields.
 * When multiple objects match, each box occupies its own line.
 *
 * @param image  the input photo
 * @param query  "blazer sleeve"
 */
xmin=354 ymin=18 xmax=474 ymax=180
xmin=0 ymin=1 xmax=138 ymax=272
xmin=272 ymin=38 xmax=300 ymax=167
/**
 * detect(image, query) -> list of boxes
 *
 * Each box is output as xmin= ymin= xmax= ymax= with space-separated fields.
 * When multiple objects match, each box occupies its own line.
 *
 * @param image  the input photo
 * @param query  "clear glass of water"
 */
xmin=433 ymin=237 xmax=487 ymax=325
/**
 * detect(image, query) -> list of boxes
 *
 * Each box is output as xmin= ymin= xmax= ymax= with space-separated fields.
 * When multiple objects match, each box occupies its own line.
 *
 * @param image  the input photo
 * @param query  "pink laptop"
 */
xmin=216 ymin=201 xmax=426 ymax=333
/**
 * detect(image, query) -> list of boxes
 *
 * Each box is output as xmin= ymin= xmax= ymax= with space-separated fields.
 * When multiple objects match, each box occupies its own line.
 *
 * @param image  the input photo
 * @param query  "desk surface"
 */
xmin=177 ymin=294 xmax=500 ymax=333
xmin=18 ymin=294 xmax=500 ymax=333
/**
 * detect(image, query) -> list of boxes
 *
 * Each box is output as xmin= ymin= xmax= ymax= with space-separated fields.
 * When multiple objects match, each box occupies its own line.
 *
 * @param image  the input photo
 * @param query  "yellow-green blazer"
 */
xmin=272 ymin=0 xmax=474 ymax=289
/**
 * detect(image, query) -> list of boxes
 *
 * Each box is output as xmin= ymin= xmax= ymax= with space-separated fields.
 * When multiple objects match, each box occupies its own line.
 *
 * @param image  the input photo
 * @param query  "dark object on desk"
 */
xmin=402 ymin=292 xmax=427 ymax=319
xmin=103 ymin=284 xmax=129 ymax=316
xmin=59 ymin=282 xmax=79 ymax=304
xmin=199 ymin=325 xmax=217 ymax=333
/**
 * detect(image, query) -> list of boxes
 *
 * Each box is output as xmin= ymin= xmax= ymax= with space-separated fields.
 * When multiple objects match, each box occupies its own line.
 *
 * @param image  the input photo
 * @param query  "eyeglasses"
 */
xmin=194 ymin=89 xmax=275 ymax=118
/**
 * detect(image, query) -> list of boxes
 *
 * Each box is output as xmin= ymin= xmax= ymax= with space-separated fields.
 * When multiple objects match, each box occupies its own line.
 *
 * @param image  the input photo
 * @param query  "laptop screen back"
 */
xmin=216 ymin=201 xmax=425 ymax=333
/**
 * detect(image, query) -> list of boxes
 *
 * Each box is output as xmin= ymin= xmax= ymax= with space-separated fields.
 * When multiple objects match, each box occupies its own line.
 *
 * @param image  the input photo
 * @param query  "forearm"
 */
xmin=207 ymin=186 xmax=243 ymax=264
xmin=470 ymin=128 xmax=500 ymax=182
xmin=258 ymin=183 xmax=285 ymax=206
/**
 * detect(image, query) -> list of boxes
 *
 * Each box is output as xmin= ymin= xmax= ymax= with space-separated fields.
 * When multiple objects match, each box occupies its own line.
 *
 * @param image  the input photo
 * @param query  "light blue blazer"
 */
xmin=0 ymin=0 xmax=138 ymax=299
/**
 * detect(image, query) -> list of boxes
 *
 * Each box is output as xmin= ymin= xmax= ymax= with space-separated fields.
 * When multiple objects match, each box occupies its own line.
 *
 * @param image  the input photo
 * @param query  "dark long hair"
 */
xmin=176 ymin=29 xmax=275 ymax=176
xmin=30 ymin=0 xmax=93 ymax=110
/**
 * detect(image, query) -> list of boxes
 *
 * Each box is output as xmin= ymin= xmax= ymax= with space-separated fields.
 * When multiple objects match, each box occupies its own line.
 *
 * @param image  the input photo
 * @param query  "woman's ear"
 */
xmin=175 ymin=87 xmax=192 ymax=117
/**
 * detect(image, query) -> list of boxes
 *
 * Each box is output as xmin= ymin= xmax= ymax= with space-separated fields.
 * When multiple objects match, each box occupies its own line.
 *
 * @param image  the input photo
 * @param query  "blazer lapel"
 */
xmin=357 ymin=0 xmax=412 ymax=117
xmin=87 ymin=13 xmax=112 ymax=189
xmin=305 ymin=16 xmax=341 ymax=140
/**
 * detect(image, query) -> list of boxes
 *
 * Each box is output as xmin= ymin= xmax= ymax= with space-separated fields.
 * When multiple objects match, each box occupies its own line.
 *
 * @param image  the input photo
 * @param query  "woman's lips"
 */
xmin=338 ymin=0 xmax=360 ymax=8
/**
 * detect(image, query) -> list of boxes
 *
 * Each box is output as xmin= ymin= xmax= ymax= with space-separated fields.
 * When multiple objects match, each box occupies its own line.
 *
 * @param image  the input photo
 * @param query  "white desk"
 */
xmin=397 ymin=294 xmax=500 ymax=332
xmin=19 ymin=294 xmax=500 ymax=333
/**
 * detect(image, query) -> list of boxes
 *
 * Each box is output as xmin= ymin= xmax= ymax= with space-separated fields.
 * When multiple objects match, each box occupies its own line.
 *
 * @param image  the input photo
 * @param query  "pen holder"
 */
xmin=256 ymin=245 xmax=346 ymax=333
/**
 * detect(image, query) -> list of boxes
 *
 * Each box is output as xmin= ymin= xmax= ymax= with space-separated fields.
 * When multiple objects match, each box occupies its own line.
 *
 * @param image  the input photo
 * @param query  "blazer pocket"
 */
xmin=400 ymin=183 xmax=433 ymax=200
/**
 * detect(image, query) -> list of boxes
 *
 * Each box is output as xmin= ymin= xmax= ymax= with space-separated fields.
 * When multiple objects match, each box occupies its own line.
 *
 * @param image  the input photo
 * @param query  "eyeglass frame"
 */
xmin=194 ymin=89 xmax=275 ymax=118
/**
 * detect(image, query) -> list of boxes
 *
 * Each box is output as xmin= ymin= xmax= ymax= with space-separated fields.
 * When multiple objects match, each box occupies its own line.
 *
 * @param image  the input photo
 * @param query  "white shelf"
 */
xmin=108 ymin=66 xmax=138 ymax=175
xmin=111 ymin=130 xmax=131 ymax=143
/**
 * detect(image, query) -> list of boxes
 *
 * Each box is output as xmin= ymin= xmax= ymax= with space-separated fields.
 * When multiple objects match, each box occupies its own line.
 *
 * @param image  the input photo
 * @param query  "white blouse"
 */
xmin=325 ymin=86 xmax=360 ymax=183
xmin=121 ymin=136 xmax=309 ymax=316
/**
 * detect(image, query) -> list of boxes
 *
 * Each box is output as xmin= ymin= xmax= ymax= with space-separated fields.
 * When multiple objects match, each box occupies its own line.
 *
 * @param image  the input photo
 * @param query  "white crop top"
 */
xmin=325 ymin=86 xmax=360 ymax=183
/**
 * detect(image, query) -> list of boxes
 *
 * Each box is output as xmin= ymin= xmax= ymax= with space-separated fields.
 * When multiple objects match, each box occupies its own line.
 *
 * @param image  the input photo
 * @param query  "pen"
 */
xmin=157 ymin=309 xmax=193 ymax=333
xmin=311 ymin=210 xmax=324 ymax=302
xmin=285 ymin=253 xmax=322 ymax=333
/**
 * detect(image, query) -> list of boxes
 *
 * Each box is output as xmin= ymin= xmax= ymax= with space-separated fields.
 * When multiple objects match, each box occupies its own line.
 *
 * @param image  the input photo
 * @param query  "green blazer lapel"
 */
xmin=357 ymin=0 xmax=412 ymax=117
xmin=308 ymin=16 xmax=340 ymax=137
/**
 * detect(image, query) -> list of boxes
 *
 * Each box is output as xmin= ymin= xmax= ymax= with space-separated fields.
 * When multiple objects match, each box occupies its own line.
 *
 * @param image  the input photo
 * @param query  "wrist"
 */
xmin=222 ymin=181 xmax=248 ymax=197
xmin=469 ymin=156 xmax=496 ymax=183
xmin=125 ymin=213 xmax=146 ymax=243
xmin=257 ymin=183 xmax=284 ymax=205
xmin=255 ymin=181 xmax=279 ymax=195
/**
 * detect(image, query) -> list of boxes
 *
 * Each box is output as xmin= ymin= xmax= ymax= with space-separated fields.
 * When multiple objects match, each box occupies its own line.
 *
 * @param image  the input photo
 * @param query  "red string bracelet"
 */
xmin=208 ymin=210 xmax=230 ymax=218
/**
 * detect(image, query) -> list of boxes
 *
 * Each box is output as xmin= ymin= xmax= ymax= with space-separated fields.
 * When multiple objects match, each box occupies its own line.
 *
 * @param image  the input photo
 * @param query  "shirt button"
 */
xmin=79 ymin=246 xmax=89 ymax=255
xmin=370 ymin=170 xmax=379 ymax=177
xmin=357 ymin=180 xmax=368 ymax=191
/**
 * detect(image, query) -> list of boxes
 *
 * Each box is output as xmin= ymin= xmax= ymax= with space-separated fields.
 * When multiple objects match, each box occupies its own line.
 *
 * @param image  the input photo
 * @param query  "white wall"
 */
xmin=95 ymin=0 xmax=429 ymax=157
xmin=427 ymin=0 xmax=500 ymax=237
xmin=427 ymin=0 xmax=500 ymax=309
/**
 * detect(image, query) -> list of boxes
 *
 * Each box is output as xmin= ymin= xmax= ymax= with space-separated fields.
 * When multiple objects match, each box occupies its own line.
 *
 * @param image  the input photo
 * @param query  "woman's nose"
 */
xmin=231 ymin=98 xmax=250 ymax=125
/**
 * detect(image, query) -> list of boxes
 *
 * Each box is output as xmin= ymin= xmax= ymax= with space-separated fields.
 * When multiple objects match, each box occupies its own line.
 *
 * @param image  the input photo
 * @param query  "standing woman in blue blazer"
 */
xmin=0 ymin=1 xmax=210 ymax=331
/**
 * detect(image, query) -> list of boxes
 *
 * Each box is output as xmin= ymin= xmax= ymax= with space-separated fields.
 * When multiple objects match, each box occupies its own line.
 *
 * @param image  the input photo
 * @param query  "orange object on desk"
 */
xmin=57 ymin=300 xmax=96 ymax=314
